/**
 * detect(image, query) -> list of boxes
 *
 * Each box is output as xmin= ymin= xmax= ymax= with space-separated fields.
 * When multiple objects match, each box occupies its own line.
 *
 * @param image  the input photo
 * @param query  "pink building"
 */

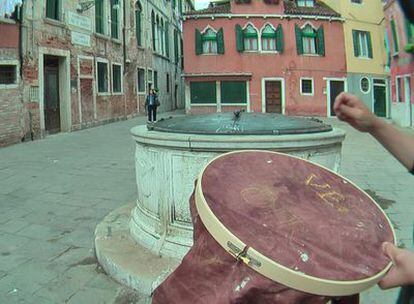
xmin=183 ymin=0 xmax=346 ymax=116
xmin=384 ymin=0 xmax=414 ymax=127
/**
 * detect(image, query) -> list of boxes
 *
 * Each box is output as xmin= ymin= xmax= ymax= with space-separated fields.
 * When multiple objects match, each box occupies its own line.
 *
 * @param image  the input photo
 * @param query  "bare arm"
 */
xmin=334 ymin=93 xmax=414 ymax=171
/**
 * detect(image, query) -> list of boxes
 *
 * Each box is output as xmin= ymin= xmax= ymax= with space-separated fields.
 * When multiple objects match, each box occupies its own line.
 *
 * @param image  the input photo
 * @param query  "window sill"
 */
xmin=95 ymin=33 xmax=110 ymax=40
xmin=190 ymin=103 xmax=217 ymax=106
xmin=0 ymin=84 xmax=18 ymax=89
xmin=261 ymin=51 xmax=279 ymax=54
xmin=242 ymin=50 xmax=260 ymax=53
xmin=111 ymin=38 xmax=122 ymax=44
xmin=154 ymin=52 xmax=171 ymax=61
xmin=301 ymin=54 xmax=321 ymax=57
xmin=201 ymin=53 xmax=219 ymax=56
xmin=112 ymin=92 xmax=124 ymax=96
xmin=44 ymin=18 xmax=66 ymax=28
xmin=97 ymin=92 xmax=111 ymax=96
xmin=137 ymin=92 xmax=146 ymax=95
xmin=0 ymin=17 xmax=16 ymax=24
xmin=356 ymin=56 xmax=372 ymax=60
xmin=392 ymin=52 xmax=399 ymax=57
xmin=300 ymin=93 xmax=314 ymax=96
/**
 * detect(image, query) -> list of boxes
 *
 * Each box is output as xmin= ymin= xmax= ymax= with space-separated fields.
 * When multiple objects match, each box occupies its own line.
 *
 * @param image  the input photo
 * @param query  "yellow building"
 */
xmin=322 ymin=0 xmax=389 ymax=117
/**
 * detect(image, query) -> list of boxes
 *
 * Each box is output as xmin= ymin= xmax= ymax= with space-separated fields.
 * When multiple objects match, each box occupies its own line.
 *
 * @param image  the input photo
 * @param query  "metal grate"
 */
xmin=0 ymin=65 xmax=17 ymax=85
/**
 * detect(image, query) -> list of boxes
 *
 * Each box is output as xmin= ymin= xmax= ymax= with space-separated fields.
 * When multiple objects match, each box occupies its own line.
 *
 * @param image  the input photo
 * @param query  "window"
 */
xmin=0 ymin=65 xmax=17 ymax=85
xmin=154 ymin=71 xmax=158 ymax=90
xmin=302 ymin=25 xmax=317 ymax=54
xmin=112 ymin=64 xmax=122 ymax=93
xmin=166 ymin=74 xmax=170 ymax=93
xmin=97 ymin=61 xmax=109 ymax=93
xmin=136 ymin=2 xmax=142 ymax=46
xmin=174 ymin=29 xmax=179 ymax=63
xmin=396 ymin=77 xmax=403 ymax=102
xmin=151 ymin=11 xmax=156 ymax=51
xmin=111 ymin=0 xmax=120 ymax=39
xmin=190 ymin=82 xmax=217 ymax=104
xmin=300 ymin=78 xmax=314 ymax=95
xmin=221 ymin=81 xmax=247 ymax=104
xmin=202 ymin=28 xmax=218 ymax=54
xmin=165 ymin=22 xmax=170 ymax=57
xmin=391 ymin=18 xmax=399 ymax=54
xmin=46 ymin=0 xmax=60 ymax=20
xmin=137 ymin=68 xmax=146 ymax=94
xmin=360 ymin=77 xmax=370 ymax=94
xmin=297 ymin=0 xmax=314 ymax=7
xmin=261 ymin=25 xmax=277 ymax=51
xmin=95 ymin=0 xmax=105 ymax=34
xmin=196 ymin=27 xmax=224 ymax=55
xmin=148 ymin=69 xmax=153 ymax=83
xmin=295 ymin=24 xmax=325 ymax=56
xmin=243 ymin=25 xmax=258 ymax=51
xmin=351 ymin=0 xmax=362 ymax=3
xmin=353 ymin=30 xmax=373 ymax=58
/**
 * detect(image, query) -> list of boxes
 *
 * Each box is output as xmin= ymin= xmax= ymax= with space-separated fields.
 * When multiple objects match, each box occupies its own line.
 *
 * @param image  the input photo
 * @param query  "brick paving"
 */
xmin=0 ymin=114 xmax=413 ymax=304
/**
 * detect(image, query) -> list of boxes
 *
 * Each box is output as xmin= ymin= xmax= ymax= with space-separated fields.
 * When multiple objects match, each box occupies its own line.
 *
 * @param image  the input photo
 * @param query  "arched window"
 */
xmin=302 ymin=25 xmax=317 ymax=54
xmin=261 ymin=24 xmax=277 ymax=51
xmin=161 ymin=19 xmax=165 ymax=55
xmin=243 ymin=25 xmax=258 ymax=51
xmin=202 ymin=28 xmax=218 ymax=54
xmin=135 ymin=1 xmax=142 ymax=46
xmin=151 ymin=11 xmax=156 ymax=51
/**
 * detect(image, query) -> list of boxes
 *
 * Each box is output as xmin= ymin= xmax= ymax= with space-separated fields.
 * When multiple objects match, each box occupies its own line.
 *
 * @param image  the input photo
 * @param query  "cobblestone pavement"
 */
xmin=0 ymin=113 xmax=413 ymax=304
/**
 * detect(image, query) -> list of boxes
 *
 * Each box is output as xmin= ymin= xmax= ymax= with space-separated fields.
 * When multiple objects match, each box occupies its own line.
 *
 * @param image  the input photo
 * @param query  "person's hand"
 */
xmin=378 ymin=242 xmax=414 ymax=289
xmin=334 ymin=93 xmax=381 ymax=133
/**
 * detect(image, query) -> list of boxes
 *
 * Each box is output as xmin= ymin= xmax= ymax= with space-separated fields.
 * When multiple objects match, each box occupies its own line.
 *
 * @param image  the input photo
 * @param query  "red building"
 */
xmin=183 ymin=0 xmax=347 ymax=116
xmin=384 ymin=0 xmax=414 ymax=127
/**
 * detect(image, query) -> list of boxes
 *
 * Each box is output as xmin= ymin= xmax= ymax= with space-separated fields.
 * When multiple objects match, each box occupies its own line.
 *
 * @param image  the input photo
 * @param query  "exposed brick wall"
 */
xmin=0 ymin=87 xmax=24 ymax=147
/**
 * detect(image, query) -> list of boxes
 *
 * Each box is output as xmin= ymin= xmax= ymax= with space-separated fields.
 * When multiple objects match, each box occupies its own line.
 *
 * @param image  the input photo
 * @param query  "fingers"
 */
xmin=382 ymin=242 xmax=405 ymax=262
xmin=378 ymin=266 xmax=400 ymax=289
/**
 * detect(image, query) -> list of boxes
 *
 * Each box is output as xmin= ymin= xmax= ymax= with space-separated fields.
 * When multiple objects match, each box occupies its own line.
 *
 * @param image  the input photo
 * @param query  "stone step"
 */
xmin=94 ymin=203 xmax=181 ymax=297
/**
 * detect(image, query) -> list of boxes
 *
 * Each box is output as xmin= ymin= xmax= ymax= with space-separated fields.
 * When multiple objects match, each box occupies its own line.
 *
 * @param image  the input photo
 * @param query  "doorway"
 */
xmin=264 ymin=81 xmax=282 ymax=113
xmin=404 ymin=76 xmax=412 ymax=126
xmin=373 ymin=79 xmax=387 ymax=118
xmin=44 ymin=56 xmax=61 ymax=134
xmin=327 ymin=79 xmax=346 ymax=116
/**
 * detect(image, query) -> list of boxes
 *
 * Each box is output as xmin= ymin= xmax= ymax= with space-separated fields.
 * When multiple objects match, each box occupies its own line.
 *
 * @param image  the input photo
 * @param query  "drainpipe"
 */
xmin=18 ymin=2 xmax=24 ymax=78
xmin=122 ymin=0 xmax=127 ymax=119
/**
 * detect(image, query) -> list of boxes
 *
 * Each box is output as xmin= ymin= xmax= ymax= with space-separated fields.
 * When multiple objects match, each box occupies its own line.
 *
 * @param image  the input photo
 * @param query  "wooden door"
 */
xmin=44 ymin=57 xmax=60 ymax=133
xmin=329 ymin=80 xmax=345 ymax=116
xmin=265 ymin=81 xmax=282 ymax=113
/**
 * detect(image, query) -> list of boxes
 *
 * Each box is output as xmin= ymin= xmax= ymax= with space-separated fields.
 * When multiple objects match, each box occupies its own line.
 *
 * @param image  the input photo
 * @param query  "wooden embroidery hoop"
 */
xmin=195 ymin=150 xmax=395 ymax=297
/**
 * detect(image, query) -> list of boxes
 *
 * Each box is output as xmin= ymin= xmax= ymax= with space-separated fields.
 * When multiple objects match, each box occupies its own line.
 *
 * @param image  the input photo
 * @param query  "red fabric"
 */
xmin=201 ymin=152 xmax=394 ymax=281
xmin=153 ymin=194 xmax=359 ymax=304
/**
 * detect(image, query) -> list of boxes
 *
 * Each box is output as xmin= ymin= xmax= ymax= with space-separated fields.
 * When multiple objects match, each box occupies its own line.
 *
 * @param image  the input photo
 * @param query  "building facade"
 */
xmin=384 ymin=0 xmax=414 ymax=127
xmin=183 ymin=0 xmax=347 ymax=116
xmin=322 ymin=0 xmax=390 ymax=118
xmin=0 ymin=0 xmax=193 ymax=147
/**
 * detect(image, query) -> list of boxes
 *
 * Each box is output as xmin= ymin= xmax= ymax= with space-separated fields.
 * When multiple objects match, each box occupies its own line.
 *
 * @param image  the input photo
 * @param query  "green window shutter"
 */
xmin=352 ymin=30 xmax=360 ymax=57
xmin=217 ymin=28 xmax=225 ymax=54
xmin=235 ymin=24 xmax=244 ymax=52
xmin=317 ymin=25 xmax=325 ymax=56
xmin=195 ymin=29 xmax=202 ymax=55
xmin=190 ymin=82 xmax=217 ymax=104
xmin=276 ymin=24 xmax=284 ymax=53
xmin=221 ymin=81 xmax=247 ymax=104
xmin=295 ymin=25 xmax=303 ymax=55
xmin=95 ymin=0 xmax=104 ymax=34
xmin=391 ymin=19 xmax=399 ymax=53
xmin=179 ymin=0 xmax=183 ymax=14
xmin=405 ymin=19 xmax=413 ymax=43
xmin=46 ymin=0 xmax=58 ymax=20
xmin=367 ymin=31 xmax=373 ymax=58
xmin=152 ymin=14 xmax=156 ymax=51
xmin=174 ymin=30 xmax=179 ymax=63
xmin=165 ymin=23 xmax=170 ymax=57
xmin=172 ymin=0 xmax=176 ymax=9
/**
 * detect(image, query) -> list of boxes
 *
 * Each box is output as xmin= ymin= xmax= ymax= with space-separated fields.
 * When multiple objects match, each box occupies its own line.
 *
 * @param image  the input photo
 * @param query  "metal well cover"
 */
xmin=150 ymin=113 xmax=332 ymax=135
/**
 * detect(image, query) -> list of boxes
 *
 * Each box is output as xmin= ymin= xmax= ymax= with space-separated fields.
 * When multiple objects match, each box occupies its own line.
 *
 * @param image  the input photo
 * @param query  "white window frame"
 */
xmin=260 ymin=23 xmax=278 ymax=53
xmin=147 ymin=68 xmax=154 ymax=91
xmin=297 ymin=0 xmax=315 ymax=7
xmin=201 ymin=25 xmax=218 ymax=55
xmin=137 ymin=67 xmax=146 ymax=95
xmin=300 ymin=77 xmax=314 ymax=96
xmin=0 ymin=60 xmax=19 ymax=89
xmin=242 ymin=23 xmax=260 ymax=52
xmin=95 ymin=0 xmax=109 ymax=36
xmin=111 ymin=62 xmax=123 ymax=95
xmin=301 ymin=23 xmax=318 ymax=56
xmin=356 ymin=31 xmax=370 ymax=59
xmin=45 ymin=0 xmax=63 ymax=22
xmin=96 ymin=58 xmax=110 ymax=96
xmin=360 ymin=77 xmax=371 ymax=94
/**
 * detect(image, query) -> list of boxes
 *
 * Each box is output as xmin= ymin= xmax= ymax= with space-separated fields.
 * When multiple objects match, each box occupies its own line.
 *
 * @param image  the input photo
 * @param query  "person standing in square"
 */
xmin=146 ymin=88 xmax=160 ymax=123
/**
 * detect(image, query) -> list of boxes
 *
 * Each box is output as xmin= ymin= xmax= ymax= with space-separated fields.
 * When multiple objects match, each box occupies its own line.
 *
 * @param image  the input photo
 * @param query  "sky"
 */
xmin=194 ymin=0 xmax=210 ymax=9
